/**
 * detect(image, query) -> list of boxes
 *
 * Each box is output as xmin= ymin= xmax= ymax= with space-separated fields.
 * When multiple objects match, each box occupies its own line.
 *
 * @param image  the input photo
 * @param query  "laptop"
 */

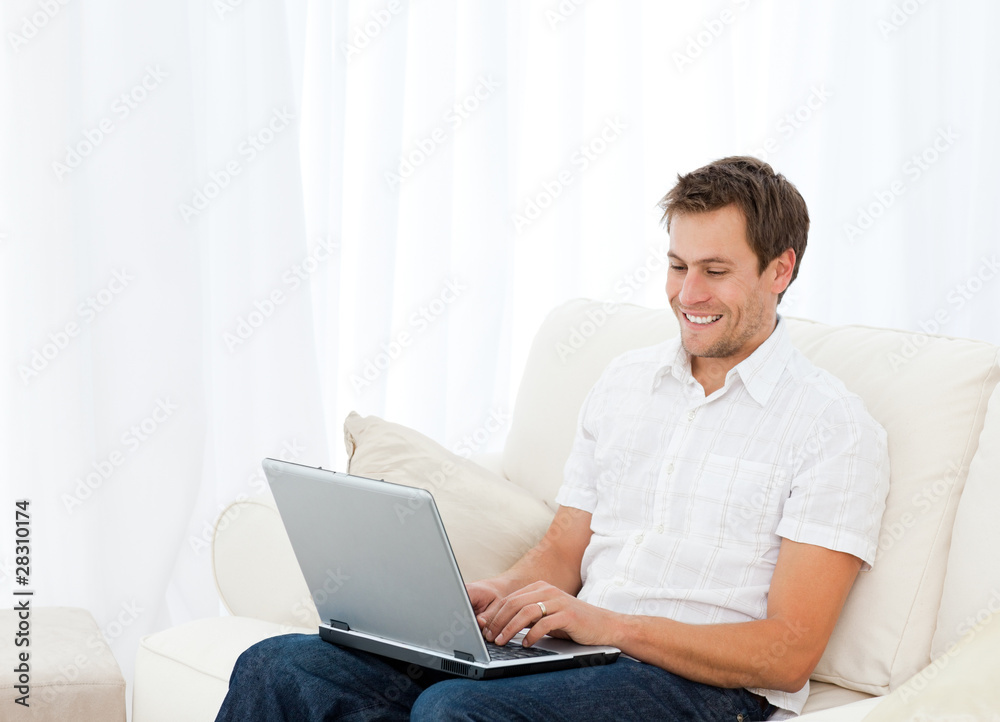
xmin=263 ymin=458 xmax=620 ymax=679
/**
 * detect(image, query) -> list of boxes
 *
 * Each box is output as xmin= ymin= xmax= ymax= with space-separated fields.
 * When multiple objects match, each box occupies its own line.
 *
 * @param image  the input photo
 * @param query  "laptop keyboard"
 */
xmin=486 ymin=641 xmax=557 ymax=661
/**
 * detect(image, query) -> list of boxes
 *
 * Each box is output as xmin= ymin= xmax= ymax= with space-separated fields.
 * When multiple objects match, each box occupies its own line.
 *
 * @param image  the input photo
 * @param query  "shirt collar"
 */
xmin=651 ymin=316 xmax=794 ymax=405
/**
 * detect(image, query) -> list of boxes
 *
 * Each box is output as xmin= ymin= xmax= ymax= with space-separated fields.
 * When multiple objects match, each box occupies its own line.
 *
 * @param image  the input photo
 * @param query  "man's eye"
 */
xmin=670 ymin=264 xmax=686 ymax=272
xmin=707 ymin=270 xmax=726 ymax=276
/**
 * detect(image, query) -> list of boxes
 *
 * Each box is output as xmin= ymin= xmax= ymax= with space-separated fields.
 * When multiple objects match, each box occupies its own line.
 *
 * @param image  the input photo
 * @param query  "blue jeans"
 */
xmin=215 ymin=634 xmax=775 ymax=721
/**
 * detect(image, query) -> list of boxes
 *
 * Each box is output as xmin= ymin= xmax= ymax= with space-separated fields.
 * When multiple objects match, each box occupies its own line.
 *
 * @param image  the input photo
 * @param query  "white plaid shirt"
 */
xmin=555 ymin=317 xmax=889 ymax=717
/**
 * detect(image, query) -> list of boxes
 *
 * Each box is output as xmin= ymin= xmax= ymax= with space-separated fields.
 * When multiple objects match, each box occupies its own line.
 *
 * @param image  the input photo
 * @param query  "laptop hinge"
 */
xmin=453 ymin=650 xmax=475 ymax=662
xmin=329 ymin=619 xmax=350 ymax=631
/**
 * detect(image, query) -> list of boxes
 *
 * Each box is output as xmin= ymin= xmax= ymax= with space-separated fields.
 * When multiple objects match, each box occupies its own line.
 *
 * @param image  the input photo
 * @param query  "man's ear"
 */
xmin=770 ymin=248 xmax=796 ymax=296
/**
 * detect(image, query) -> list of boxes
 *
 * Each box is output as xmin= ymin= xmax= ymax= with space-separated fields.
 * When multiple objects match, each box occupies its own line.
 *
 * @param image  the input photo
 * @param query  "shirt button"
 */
xmin=635 ymin=534 xmax=644 ymax=544
xmin=666 ymin=462 xmax=675 ymax=474
xmin=615 ymin=579 xmax=625 ymax=587
xmin=687 ymin=410 xmax=696 ymax=421
xmin=656 ymin=524 xmax=664 ymax=533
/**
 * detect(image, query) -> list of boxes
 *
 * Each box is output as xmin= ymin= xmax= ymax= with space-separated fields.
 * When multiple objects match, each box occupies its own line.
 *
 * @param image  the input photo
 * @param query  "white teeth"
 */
xmin=685 ymin=314 xmax=722 ymax=324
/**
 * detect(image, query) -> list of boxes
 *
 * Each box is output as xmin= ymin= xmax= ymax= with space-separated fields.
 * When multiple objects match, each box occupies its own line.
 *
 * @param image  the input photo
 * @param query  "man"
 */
xmin=216 ymin=157 xmax=889 ymax=721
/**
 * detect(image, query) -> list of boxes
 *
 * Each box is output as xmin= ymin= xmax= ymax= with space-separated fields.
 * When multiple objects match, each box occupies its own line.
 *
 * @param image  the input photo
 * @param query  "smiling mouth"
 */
xmin=683 ymin=313 xmax=723 ymax=325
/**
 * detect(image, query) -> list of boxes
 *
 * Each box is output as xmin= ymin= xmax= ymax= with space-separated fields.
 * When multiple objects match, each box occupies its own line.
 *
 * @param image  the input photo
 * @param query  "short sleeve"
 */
xmin=554 ymin=383 xmax=601 ymax=513
xmin=775 ymin=395 xmax=890 ymax=571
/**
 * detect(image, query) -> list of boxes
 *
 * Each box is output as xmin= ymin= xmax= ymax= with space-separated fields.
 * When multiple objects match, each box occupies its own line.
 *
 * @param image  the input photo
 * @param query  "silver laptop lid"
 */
xmin=263 ymin=458 xmax=491 ymax=663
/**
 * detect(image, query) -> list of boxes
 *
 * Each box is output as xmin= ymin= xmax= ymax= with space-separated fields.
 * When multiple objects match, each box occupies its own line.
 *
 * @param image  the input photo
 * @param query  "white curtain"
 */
xmin=0 ymin=0 xmax=327 ymax=701
xmin=2 ymin=0 xmax=998 ymax=708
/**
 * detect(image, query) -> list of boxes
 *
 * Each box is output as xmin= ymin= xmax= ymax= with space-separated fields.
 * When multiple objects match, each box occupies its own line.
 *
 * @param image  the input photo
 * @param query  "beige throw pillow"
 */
xmin=344 ymin=412 xmax=554 ymax=582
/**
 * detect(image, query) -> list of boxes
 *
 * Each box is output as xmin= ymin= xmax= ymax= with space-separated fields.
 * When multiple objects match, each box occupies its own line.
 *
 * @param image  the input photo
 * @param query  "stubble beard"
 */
xmin=676 ymin=292 xmax=767 ymax=360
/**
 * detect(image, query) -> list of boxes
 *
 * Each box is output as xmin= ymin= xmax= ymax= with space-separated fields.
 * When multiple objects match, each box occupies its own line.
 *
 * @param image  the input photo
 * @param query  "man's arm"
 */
xmin=474 ymin=507 xmax=861 ymax=693
xmin=610 ymin=538 xmax=861 ymax=692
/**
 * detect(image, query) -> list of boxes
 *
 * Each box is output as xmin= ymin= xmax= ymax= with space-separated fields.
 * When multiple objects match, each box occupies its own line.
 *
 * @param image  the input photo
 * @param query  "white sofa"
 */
xmin=133 ymin=299 xmax=1000 ymax=721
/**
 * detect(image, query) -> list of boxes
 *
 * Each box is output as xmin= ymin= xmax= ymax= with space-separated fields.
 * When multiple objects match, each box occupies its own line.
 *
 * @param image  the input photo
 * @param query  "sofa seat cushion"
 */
xmin=132 ymin=616 xmax=312 ymax=722
xmin=800 ymin=681 xmax=875 ymax=715
xmin=794 ymin=696 xmax=883 ymax=721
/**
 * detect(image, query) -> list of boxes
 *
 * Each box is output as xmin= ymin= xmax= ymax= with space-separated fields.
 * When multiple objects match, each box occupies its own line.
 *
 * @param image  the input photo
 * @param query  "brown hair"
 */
xmin=658 ymin=156 xmax=809 ymax=303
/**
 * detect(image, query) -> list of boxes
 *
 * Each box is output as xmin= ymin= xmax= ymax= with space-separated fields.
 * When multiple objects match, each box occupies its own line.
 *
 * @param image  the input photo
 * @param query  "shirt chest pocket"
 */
xmin=687 ymin=454 xmax=786 ymax=546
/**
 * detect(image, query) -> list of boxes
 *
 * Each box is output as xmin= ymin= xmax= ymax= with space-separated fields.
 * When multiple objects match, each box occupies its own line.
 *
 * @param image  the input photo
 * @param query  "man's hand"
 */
xmin=464 ymin=506 xmax=604 ymax=648
xmin=474 ymin=580 xmax=621 ymax=648
xmin=466 ymin=578 xmax=508 ymax=621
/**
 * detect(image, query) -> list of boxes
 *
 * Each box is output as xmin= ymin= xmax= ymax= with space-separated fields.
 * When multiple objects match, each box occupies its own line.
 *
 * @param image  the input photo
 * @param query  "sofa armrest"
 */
xmin=211 ymin=498 xmax=320 ymax=628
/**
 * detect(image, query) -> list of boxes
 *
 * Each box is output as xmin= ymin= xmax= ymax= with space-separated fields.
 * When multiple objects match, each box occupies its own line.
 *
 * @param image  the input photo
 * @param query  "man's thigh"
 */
xmin=216 ymin=634 xmax=448 ymax=722
xmin=411 ymin=657 xmax=769 ymax=722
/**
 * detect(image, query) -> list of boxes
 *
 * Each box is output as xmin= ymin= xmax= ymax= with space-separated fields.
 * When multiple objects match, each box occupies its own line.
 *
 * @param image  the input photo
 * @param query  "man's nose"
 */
xmin=678 ymin=272 xmax=710 ymax=306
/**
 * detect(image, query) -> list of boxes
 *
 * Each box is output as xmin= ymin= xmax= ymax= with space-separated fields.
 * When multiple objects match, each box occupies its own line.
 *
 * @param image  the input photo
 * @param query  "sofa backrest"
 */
xmin=931 ymin=381 xmax=1000 ymax=659
xmin=503 ymin=298 xmax=1000 ymax=695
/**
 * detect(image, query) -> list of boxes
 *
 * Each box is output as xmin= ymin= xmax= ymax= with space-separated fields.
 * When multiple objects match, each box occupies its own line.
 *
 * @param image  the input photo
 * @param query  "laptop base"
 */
xmin=319 ymin=624 xmax=620 ymax=680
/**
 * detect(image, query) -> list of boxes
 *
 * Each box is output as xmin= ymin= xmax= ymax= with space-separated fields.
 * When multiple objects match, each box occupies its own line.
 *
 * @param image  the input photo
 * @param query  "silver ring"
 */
xmin=536 ymin=601 xmax=547 ymax=617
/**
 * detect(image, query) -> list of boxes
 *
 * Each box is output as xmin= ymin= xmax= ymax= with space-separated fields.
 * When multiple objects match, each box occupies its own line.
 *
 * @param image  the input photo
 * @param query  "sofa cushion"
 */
xmin=860 ymin=602 xmax=1000 ymax=721
xmin=344 ymin=412 xmax=554 ymax=582
xmin=503 ymin=299 xmax=1000 ymax=695
xmin=798 ymin=682 xmax=874 ymax=716
xmin=787 ymin=320 xmax=1000 ymax=694
xmin=132 ymin=617 xmax=311 ymax=722
xmin=932 ymin=381 xmax=1000 ymax=657
xmin=793 ymin=697 xmax=883 ymax=721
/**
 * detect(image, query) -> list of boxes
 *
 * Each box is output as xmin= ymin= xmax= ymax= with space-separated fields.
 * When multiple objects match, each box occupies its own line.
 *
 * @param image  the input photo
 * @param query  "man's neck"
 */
xmin=690 ymin=357 xmax=736 ymax=397
xmin=689 ymin=317 xmax=779 ymax=397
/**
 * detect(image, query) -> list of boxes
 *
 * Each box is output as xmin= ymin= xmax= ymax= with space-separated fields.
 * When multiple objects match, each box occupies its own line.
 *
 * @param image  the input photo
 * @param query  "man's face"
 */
xmin=666 ymin=204 xmax=786 ymax=367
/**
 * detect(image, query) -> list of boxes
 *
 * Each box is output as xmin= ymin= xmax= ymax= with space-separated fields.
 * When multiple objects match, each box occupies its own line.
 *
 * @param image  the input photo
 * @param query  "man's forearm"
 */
xmin=612 ymin=613 xmax=815 ymax=693
xmin=480 ymin=512 xmax=850 ymax=693
xmin=492 ymin=541 xmax=582 ymax=597
xmin=601 ymin=541 xmax=862 ymax=693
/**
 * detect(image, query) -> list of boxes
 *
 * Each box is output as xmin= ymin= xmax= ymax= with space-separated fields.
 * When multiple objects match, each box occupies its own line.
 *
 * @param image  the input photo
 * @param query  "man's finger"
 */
xmin=495 ymin=601 xmax=548 ymax=646
xmin=522 ymin=614 xmax=558 ymax=647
